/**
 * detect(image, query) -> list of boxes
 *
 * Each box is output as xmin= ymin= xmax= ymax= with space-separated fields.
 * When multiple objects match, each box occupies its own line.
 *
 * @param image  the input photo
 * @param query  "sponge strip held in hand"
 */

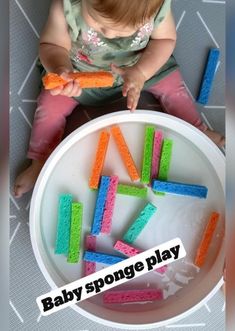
xmin=55 ymin=194 xmax=73 ymax=255
xmin=122 ymin=202 xmax=157 ymax=244
xmin=42 ymin=71 xmax=114 ymax=89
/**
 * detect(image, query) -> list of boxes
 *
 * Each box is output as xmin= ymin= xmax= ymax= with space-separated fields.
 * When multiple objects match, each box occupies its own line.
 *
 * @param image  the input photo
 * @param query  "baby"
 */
xmin=14 ymin=0 xmax=225 ymax=198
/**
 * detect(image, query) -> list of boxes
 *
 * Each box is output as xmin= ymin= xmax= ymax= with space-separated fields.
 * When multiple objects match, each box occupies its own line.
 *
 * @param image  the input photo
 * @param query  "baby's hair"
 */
xmin=87 ymin=0 xmax=164 ymax=28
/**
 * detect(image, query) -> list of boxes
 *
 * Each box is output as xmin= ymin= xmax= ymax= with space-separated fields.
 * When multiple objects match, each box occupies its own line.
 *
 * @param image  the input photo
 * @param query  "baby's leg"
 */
xmin=146 ymin=70 xmax=225 ymax=147
xmin=14 ymin=89 xmax=79 ymax=197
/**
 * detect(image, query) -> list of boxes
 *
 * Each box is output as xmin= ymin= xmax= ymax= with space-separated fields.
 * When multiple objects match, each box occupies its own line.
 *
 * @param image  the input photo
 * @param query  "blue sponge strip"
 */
xmin=152 ymin=180 xmax=208 ymax=198
xmin=91 ymin=176 xmax=110 ymax=235
xmin=84 ymin=251 xmax=126 ymax=265
xmin=55 ymin=194 xmax=73 ymax=254
xmin=197 ymin=48 xmax=220 ymax=105
xmin=123 ymin=203 xmax=157 ymax=244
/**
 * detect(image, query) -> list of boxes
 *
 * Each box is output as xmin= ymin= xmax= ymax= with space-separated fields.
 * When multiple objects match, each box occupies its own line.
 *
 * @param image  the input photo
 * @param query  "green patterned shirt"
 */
xmin=63 ymin=0 xmax=178 ymax=105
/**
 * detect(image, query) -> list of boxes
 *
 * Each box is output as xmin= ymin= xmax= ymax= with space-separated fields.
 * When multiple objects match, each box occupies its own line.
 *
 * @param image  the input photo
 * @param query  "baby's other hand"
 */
xmin=49 ymin=69 xmax=82 ymax=98
xmin=111 ymin=63 xmax=146 ymax=112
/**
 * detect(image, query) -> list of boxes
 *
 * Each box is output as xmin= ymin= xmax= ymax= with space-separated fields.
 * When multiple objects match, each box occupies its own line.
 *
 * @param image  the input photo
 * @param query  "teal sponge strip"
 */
xmin=141 ymin=126 xmax=155 ymax=184
xmin=123 ymin=202 xmax=157 ymax=243
xmin=158 ymin=139 xmax=173 ymax=181
xmin=55 ymin=194 xmax=72 ymax=255
xmin=67 ymin=202 xmax=83 ymax=263
xmin=117 ymin=184 xmax=148 ymax=199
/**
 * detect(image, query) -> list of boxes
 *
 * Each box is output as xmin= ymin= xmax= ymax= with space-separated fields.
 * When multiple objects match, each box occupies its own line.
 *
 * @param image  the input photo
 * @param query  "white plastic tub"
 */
xmin=30 ymin=111 xmax=225 ymax=329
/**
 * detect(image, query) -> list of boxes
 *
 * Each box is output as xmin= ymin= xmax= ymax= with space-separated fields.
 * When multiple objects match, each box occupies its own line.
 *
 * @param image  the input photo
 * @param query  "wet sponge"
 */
xmin=194 ymin=212 xmax=220 ymax=267
xmin=55 ymin=194 xmax=73 ymax=255
xmin=91 ymin=176 xmax=110 ymax=235
xmin=197 ymin=48 xmax=220 ymax=105
xmin=123 ymin=202 xmax=157 ymax=244
xmin=152 ymin=180 xmax=208 ymax=198
xmin=158 ymin=139 xmax=173 ymax=181
xmin=111 ymin=125 xmax=140 ymax=181
xmin=83 ymin=251 xmax=126 ymax=265
xmin=117 ymin=184 xmax=147 ymax=199
xmin=114 ymin=240 xmax=167 ymax=274
xmin=89 ymin=130 xmax=110 ymax=189
xmin=83 ymin=235 xmax=97 ymax=276
xmin=151 ymin=130 xmax=163 ymax=180
xmin=43 ymin=71 xmax=114 ymax=89
xmin=101 ymin=175 xmax=119 ymax=234
xmin=141 ymin=126 xmax=155 ymax=184
xmin=67 ymin=202 xmax=83 ymax=263
xmin=103 ymin=289 xmax=163 ymax=304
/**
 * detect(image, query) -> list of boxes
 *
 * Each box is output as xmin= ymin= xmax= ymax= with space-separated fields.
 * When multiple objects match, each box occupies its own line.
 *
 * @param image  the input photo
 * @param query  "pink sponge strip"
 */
xmin=151 ymin=131 xmax=163 ymax=180
xmin=103 ymin=289 xmax=163 ymax=304
xmin=101 ymin=176 xmax=119 ymax=234
xmin=114 ymin=240 xmax=167 ymax=274
xmin=114 ymin=240 xmax=140 ymax=256
xmin=84 ymin=235 xmax=96 ymax=276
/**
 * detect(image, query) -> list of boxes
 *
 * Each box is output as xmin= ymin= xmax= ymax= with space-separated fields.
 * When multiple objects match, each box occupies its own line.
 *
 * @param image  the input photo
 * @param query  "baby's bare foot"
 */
xmin=204 ymin=129 xmax=225 ymax=148
xmin=14 ymin=160 xmax=44 ymax=198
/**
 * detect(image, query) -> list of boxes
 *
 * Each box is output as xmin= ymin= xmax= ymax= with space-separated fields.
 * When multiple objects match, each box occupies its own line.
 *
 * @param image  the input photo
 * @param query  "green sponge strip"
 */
xmin=123 ymin=202 xmax=157 ymax=243
xmin=141 ymin=126 xmax=155 ymax=184
xmin=117 ymin=184 xmax=148 ymax=199
xmin=67 ymin=202 xmax=83 ymax=263
xmin=158 ymin=139 xmax=173 ymax=180
xmin=55 ymin=194 xmax=72 ymax=254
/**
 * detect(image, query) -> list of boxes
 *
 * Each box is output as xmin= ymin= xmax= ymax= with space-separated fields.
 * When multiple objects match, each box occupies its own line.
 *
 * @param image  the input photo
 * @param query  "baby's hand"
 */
xmin=49 ymin=68 xmax=82 ymax=98
xmin=111 ymin=63 xmax=146 ymax=112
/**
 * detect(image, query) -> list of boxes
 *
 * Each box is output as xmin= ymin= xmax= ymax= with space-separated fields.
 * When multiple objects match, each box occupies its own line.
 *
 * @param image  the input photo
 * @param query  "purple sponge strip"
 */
xmin=103 ymin=289 xmax=163 ymax=303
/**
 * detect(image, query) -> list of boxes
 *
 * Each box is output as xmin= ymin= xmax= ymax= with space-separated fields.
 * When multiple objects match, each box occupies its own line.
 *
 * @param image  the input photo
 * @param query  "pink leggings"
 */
xmin=27 ymin=69 xmax=207 ymax=161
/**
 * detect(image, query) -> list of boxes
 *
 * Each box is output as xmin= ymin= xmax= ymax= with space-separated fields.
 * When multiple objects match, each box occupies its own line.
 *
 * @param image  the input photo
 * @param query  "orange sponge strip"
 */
xmin=194 ymin=212 xmax=220 ymax=268
xmin=89 ymin=130 xmax=110 ymax=189
xmin=42 ymin=72 xmax=114 ymax=89
xmin=111 ymin=125 xmax=140 ymax=182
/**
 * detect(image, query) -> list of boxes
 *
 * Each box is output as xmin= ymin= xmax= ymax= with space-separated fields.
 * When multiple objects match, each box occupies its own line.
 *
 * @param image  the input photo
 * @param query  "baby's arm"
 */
xmin=135 ymin=10 xmax=177 ymax=81
xmin=39 ymin=0 xmax=81 ymax=97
